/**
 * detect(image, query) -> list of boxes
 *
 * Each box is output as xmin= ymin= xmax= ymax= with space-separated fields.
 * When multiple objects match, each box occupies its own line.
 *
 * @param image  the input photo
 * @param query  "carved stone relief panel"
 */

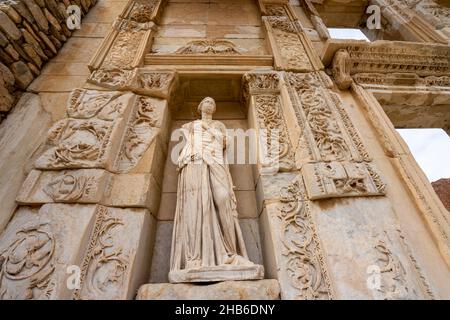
xmin=34 ymin=118 xmax=124 ymax=170
xmin=370 ymin=0 xmax=448 ymax=43
xmin=67 ymin=89 xmax=135 ymax=122
xmin=89 ymin=19 xmax=156 ymax=71
xmin=252 ymin=94 xmax=295 ymax=172
xmin=88 ymin=68 xmax=137 ymax=91
xmin=285 ymin=72 xmax=371 ymax=163
xmin=120 ymin=0 xmax=166 ymax=24
xmin=260 ymin=174 xmax=334 ymax=300
xmin=74 ymin=206 xmax=155 ymax=300
xmin=16 ymin=169 xmax=111 ymax=205
xmin=0 ymin=204 xmax=97 ymax=299
xmin=259 ymin=1 xmax=324 ymax=72
xmin=302 ymin=162 xmax=386 ymax=200
xmin=88 ymin=68 xmax=178 ymax=100
xmin=114 ymin=96 xmax=168 ymax=172
xmin=174 ymin=39 xmax=243 ymax=55
xmin=263 ymin=15 xmax=313 ymax=72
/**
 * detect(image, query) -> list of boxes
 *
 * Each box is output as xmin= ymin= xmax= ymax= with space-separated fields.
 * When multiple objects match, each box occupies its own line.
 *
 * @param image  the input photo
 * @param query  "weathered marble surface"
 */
xmin=136 ymin=280 xmax=280 ymax=300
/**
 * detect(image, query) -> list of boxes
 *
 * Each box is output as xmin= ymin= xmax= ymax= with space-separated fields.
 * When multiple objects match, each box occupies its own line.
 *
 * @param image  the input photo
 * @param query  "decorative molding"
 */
xmin=144 ymin=54 xmax=273 ymax=67
xmin=371 ymin=0 xmax=448 ymax=43
xmin=327 ymin=41 xmax=450 ymax=83
xmin=352 ymin=73 xmax=450 ymax=92
xmin=242 ymin=71 xmax=280 ymax=104
xmin=351 ymin=83 xmax=450 ymax=265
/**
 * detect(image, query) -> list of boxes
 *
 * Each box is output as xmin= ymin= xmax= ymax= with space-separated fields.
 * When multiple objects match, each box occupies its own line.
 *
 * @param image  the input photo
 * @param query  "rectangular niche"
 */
xmin=148 ymin=73 xmax=268 ymax=283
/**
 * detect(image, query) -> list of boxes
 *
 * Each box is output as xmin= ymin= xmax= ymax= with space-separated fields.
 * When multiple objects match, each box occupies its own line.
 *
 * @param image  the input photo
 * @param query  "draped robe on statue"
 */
xmin=169 ymin=119 xmax=263 ymax=283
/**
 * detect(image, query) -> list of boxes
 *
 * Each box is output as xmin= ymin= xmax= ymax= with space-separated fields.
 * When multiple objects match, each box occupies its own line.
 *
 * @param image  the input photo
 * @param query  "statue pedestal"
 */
xmin=168 ymin=264 xmax=265 ymax=283
xmin=136 ymin=280 xmax=280 ymax=300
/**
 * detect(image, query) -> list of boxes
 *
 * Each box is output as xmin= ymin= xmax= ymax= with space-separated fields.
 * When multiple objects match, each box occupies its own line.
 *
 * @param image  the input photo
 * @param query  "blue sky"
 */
xmin=397 ymin=129 xmax=450 ymax=182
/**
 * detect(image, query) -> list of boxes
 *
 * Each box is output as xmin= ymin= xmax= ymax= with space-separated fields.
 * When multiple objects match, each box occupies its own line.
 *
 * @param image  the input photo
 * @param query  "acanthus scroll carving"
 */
xmin=277 ymin=179 xmax=333 ymax=299
xmin=74 ymin=206 xmax=129 ymax=300
xmin=242 ymin=71 xmax=280 ymax=105
xmin=254 ymin=95 xmax=294 ymax=172
xmin=34 ymin=118 xmax=117 ymax=170
xmin=264 ymin=16 xmax=313 ymax=71
xmin=116 ymin=96 xmax=159 ymax=172
xmin=0 ymin=224 xmax=56 ymax=300
xmin=285 ymin=72 xmax=371 ymax=163
xmin=175 ymin=39 xmax=243 ymax=55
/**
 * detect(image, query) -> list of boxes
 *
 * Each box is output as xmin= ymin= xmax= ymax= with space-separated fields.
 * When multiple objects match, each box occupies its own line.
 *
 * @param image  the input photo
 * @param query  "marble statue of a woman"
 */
xmin=169 ymin=97 xmax=264 ymax=283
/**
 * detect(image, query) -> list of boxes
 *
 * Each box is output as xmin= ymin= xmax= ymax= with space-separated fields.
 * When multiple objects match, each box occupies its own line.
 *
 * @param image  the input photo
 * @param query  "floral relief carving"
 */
xmin=254 ymin=95 xmax=294 ymax=172
xmin=0 ymin=224 xmax=56 ymax=300
xmin=138 ymin=71 xmax=175 ymax=92
xmin=175 ymin=39 xmax=242 ymax=55
xmin=265 ymin=16 xmax=312 ymax=71
xmin=35 ymin=119 xmax=117 ymax=170
xmin=285 ymin=72 xmax=370 ymax=162
xmin=74 ymin=206 xmax=128 ymax=300
xmin=103 ymin=20 xmax=152 ymax=69
xmin=116 ymin=96 xmax=159 ymax=172
xmin=127 ymin=0 xmax=160 ymax=23
xmin=277 ymin=179 xmax=333 ymax=299
xmin=374 ymin=239 xmax=410 ymax=299
xmin=337 ymin=42 xmax=450 ymax=77
xmin=88 ymin=68 xmax=136 ymax=90
xmin=44 ymin=172 xmax=96 ymax=202
xmin=242 ymin=71 xmax=280 ymax=104
xmin=68 ymin=89 xmax=132 ymax=121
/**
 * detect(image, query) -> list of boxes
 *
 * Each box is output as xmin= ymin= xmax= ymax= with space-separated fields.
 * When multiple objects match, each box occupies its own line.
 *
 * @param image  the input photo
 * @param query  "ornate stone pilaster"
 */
xmin=259 ymin=1 xmax=323 ymax=71
xmin=88 ymin=0 xmax=167 ymax=71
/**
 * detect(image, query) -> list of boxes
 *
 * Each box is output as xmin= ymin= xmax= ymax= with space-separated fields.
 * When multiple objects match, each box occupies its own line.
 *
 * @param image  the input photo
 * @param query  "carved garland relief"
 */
xmin=277 ymin=178 xmax=333 ymax=299
xmin=0 ymin=224 xmax=56 ymax=299
xmin=254 ymin=94 xmax=295 ymax=172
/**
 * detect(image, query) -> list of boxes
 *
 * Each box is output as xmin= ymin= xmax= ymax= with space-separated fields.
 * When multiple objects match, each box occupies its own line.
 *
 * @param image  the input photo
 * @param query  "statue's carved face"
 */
xmin=198 ymin=97 xmax=216 ymax=115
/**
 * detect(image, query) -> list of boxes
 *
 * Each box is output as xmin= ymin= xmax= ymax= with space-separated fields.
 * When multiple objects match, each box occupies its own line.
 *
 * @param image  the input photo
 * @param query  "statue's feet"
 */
xmin=222 ymin=254 xmax=254 ymax=266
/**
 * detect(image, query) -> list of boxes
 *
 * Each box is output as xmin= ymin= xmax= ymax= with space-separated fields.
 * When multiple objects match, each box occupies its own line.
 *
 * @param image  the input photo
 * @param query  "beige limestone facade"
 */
xmin=0 ymin=0 xmax=449 ymax=300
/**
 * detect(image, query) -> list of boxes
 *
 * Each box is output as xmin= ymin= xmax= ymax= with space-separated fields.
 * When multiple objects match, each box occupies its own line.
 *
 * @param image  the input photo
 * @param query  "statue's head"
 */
xmin=198 ymin=97 xmax=216 ymax=115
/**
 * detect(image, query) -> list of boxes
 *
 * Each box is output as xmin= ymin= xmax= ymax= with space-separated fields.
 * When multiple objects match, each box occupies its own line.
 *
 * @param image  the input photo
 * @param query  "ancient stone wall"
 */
xmin=0 ymin=0 xmax=97 ymax=117
xmin=0 ymin=0 xmax=449 ymax=300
